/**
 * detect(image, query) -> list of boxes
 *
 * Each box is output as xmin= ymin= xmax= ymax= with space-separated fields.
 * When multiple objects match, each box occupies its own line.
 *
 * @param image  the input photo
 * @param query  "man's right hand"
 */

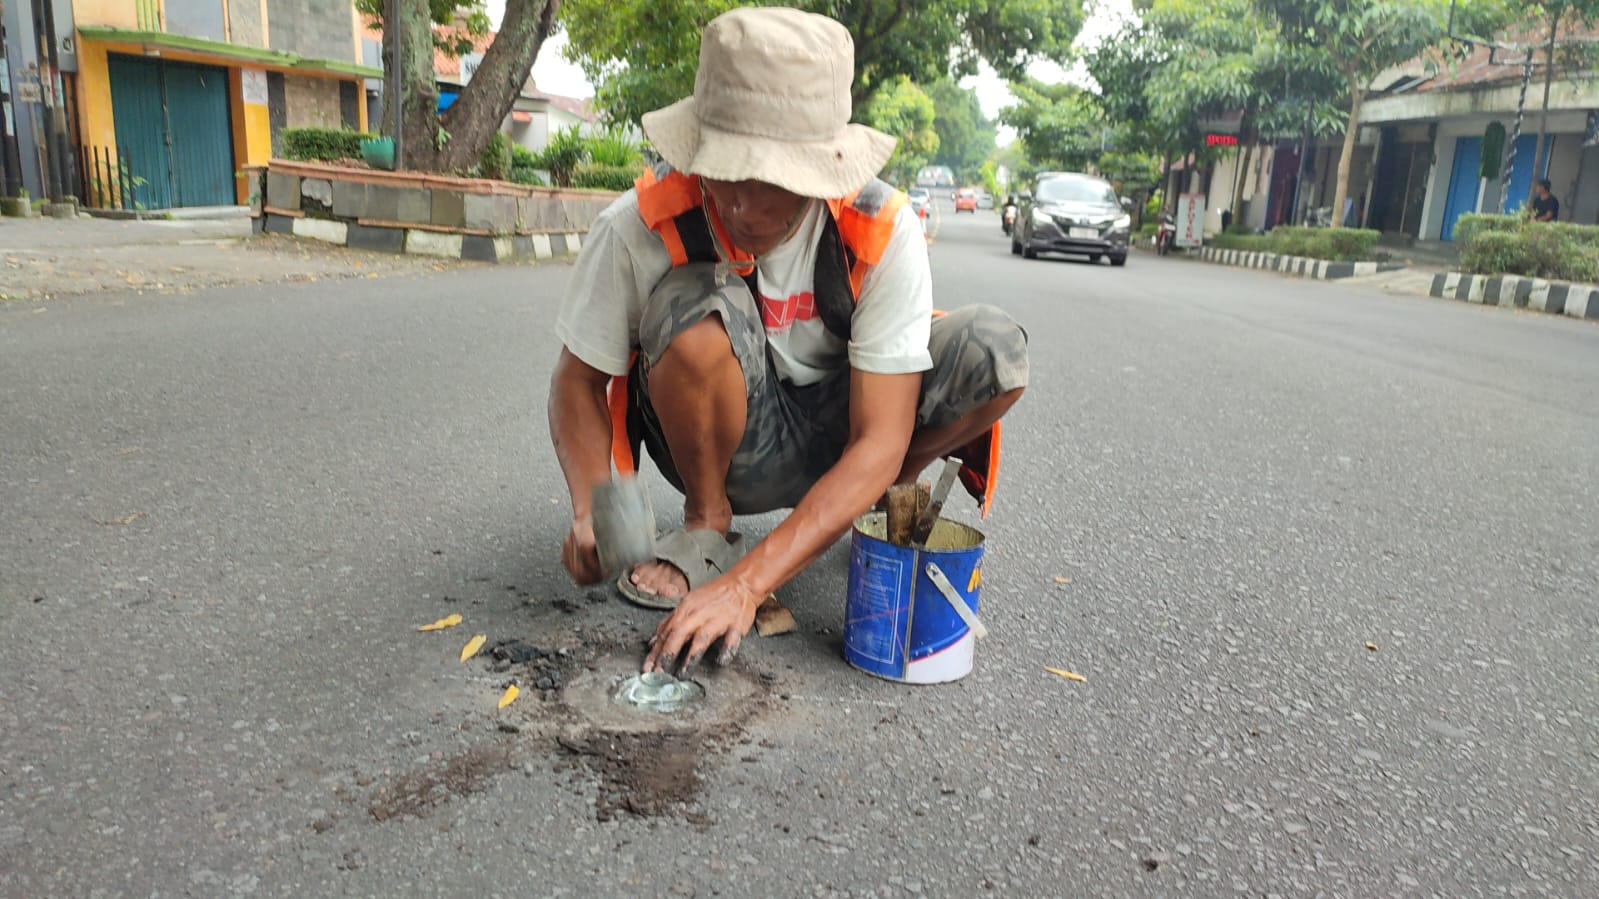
xmin=561 ymin=516 xmax=603 ymax=585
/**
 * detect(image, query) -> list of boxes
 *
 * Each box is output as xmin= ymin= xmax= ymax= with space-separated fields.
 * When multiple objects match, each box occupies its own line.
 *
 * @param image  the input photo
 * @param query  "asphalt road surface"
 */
xmin=4 ymin=197 xmax=1596 ymax=897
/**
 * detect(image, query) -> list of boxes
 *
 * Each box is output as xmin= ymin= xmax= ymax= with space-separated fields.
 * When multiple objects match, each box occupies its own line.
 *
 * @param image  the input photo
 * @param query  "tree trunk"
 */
xmin=1331 ymin=74 xmax=1363 ymax=228
xmin=1230 ymin=133 xmax=1255 ymax=226
xmin=400 ymin=0 xmax=562 ymax=172
xmin=1532 ymin=8 xmax=1561 ymax=192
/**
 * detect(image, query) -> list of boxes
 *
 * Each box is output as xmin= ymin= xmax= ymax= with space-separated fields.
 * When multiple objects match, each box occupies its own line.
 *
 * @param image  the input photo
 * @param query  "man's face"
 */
xmin=702 ymin=179 xmax=810 ymax=256
xmin=1537 ymin=184 xmax=1550 ymax=198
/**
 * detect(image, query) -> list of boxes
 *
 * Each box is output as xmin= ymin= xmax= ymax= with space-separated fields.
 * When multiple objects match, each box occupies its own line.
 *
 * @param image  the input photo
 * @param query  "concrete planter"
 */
xmin=257 ymin=160 xmax=618 ymax=262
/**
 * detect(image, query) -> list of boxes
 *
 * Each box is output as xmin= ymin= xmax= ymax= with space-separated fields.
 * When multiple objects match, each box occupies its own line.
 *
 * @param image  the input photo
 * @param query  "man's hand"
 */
xmin=643 ymin=573 xmax=761 ymax=677
xmin=561 ymin=516 xmax=603 ymax=585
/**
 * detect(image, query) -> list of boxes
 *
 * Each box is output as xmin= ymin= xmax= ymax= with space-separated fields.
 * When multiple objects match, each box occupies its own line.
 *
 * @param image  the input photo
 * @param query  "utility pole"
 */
xmin=0 ymin=0 xmax=26 ymax=198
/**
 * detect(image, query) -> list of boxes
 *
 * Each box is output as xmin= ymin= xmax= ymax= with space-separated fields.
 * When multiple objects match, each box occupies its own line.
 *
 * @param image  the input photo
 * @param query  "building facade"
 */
xmin=3 ymin=1 xmax=378 ymax=209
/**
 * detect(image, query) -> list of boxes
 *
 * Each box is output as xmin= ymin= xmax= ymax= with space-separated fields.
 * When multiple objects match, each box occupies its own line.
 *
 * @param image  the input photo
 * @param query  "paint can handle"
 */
xmin=925 ymin=562 xmax=988 ymax=640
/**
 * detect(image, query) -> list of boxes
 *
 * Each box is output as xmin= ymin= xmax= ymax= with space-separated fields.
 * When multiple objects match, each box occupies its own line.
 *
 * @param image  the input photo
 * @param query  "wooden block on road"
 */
xmin=755 ymin=595 xmax=796 ymax=637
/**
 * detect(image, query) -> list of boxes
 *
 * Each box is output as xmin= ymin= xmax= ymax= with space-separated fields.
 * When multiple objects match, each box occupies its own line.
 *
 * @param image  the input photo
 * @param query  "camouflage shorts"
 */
xmin=631 ymin=263 xmax=1028 ymax=514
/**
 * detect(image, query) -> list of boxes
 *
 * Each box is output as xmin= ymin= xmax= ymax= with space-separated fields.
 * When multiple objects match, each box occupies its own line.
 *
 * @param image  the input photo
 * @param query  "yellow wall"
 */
xmin=72 ymin=1 xmax=140 ymax=29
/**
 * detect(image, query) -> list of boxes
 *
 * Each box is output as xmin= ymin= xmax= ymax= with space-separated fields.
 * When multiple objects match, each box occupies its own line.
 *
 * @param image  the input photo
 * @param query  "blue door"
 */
xmin=1502 ymin=134 xmax=1539 ymax=215
xmin=1441 ymin=137 xmax=1482 ymax=241
xmin=108 ymin=55 xmax=236 ymax=209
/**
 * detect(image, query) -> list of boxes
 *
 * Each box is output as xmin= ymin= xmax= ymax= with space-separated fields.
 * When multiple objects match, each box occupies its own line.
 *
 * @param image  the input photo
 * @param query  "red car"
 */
xmin=954 ymin=187 xmax=979 ymax=213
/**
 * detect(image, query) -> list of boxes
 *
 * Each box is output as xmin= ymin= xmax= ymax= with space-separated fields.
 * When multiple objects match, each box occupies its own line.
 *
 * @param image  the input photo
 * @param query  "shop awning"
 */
xmin=77 ymin=26 xmax=382 ymax=79
xmin=511 ymin=111 xmax=532 ymax=123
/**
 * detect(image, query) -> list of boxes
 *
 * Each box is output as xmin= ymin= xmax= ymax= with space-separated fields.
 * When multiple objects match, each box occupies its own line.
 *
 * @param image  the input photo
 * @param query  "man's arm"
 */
xmin=548 ymin=348 xmax=618 ymax=585
xmin=643 ymin=368 xmax=921 ymax=672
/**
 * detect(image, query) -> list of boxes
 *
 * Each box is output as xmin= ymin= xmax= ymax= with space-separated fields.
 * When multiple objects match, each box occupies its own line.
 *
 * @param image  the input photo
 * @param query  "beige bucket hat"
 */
xmin=640 ymin=7 xmax=897 ymax=199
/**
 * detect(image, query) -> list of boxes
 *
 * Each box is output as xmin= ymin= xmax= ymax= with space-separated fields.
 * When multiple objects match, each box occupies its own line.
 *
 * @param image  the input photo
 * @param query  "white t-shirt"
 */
xmin=555 ymin=189 xmax=933 ymax=386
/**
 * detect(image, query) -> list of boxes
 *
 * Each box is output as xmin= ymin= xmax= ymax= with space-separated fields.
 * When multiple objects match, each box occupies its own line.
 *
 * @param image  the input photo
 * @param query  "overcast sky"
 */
xmin=487 ymin=0 xmax=1135 ymax=140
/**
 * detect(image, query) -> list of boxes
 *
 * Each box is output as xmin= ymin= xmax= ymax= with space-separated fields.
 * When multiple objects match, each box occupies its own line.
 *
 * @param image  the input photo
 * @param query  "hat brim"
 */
xmin=642 ymin=97 xmax=898 ymax=199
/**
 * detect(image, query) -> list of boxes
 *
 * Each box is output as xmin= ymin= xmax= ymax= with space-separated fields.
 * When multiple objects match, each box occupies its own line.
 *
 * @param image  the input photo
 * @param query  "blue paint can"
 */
xmin=844 ymin=511 xmax=986 ymax=684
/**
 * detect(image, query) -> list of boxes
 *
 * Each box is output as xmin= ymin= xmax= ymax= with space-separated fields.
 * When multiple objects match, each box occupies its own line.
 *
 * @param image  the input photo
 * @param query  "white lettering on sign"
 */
xmin=241 ymin=69 xmax=268 ymax=106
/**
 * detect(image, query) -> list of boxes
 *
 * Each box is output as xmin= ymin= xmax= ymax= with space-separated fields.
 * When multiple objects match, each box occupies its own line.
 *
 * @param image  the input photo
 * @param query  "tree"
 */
xmin=927 ymin=80 xmax=997 ymax=181
xmin=561 ymin=0 xmax=1085 ymax=127
xmin=862 ymin=77 xmax=940 ymax=185
xmin=1263 ymin=0 xmax=1452 ymax=224
xmin=999 ymin=79 xmax=1104 ymax=174
xmin=362 ymin=0 xmax=562 ymax=172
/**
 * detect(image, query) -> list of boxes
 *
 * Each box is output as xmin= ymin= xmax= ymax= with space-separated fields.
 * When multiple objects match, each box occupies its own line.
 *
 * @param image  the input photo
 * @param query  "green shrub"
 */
xmin=1209 ymin=232 xmax=1273 ymax=252
xmin=534 ymin=126 xmax=587 ymax=187
xmin=1452 ymin=213 xmax=1519 ymax=247
xmin=572 ymin=162 xmax=644 ymax=192
xmin=1207 ymin=226 xmax=1379 ymax=261
xmin=479 ymin=132 xmax=512 ymax=182
xmin=1317 ymin=227 xmax=1381 ymax=261
xmin=282 ymin=127 xmax=376 ymax=162
xmin=585 ymin=131 xmax=643 ymax=168
xmin=1460 ymin=219 xmax=1599 ymax=283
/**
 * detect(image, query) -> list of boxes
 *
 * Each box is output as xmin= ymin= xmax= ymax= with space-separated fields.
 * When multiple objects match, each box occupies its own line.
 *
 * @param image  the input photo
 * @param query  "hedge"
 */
xmin=1457 ymin=214 xmax=1599 ymax=283
xmin=1208 ymin=226 xmax=1380 ymax=262
xmin=573 ymin=163 xmax=644 ymax=192
xmin=282 ymin=127 xmax=376 ymax=162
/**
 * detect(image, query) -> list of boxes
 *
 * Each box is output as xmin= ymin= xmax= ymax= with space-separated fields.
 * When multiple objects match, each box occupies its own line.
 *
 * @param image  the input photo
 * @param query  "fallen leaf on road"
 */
xmin=460 ymin=634 xmax=486 ymax=661
xmin=1365 ymin=642 xmax=1378 ymax=652
xmin=1053 ymin=576 xmax=1072 ymax=585
xmin=1043 ymin=666 xmax=1087 ymax=682
xmin=498 ymin=684 xmax=520 ymax=708
xmin=94 ymin=512 xmax=145 ymax=526
xmin=417 ymin=613 xmax=462 ymax=632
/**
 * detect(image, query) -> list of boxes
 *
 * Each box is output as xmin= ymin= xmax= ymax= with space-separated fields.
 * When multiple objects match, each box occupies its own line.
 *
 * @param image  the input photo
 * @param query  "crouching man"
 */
xmin=548 ymin=7 xmax=1027 ymax=676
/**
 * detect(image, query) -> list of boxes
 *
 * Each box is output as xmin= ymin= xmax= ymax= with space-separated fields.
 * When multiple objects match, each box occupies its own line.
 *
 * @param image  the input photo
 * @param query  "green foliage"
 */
xmin=560 ymin=0 xmax=1085 ymax=127
xmin=863 ymin=77 xmax=940 ymax=184
xmin=1209 ymin=226 xmax=1380 ymax=261
xmin=534 ymin=127 xmax=589 ymax=187
xmin=1458 ymin=215 xmax=1599 ymax=282
xmin=585 ymin=131 xmax=644 ymax=168
xmin=978 ymin=160 xmax=1001 ymax=198
xmin=927 ymin=80 xmax=996 ymax=177
xmin=509 ymin=145 xmax=545 ymax=186
xmin=282 ymin=127 xmax=378 ymax=162
xmin=572 ymin=163 xmax=645 ymax=192
xmin=355 ymin=0 xmax=491 ymax=58
xmin=1000 ymin=79 xmax=1103 ymax=173
xmin=478 ymin=132 xmax=513 ymax=181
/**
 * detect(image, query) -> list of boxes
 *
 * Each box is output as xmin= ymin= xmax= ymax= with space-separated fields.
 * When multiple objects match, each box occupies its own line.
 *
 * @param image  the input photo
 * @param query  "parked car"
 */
xmin=954 ymin=187 xmax=979 ymax=213
xmin=1011 ymin=172 xmax=1132 ymax=266
xmin=907 ymin=187 xmax=932 ymax=217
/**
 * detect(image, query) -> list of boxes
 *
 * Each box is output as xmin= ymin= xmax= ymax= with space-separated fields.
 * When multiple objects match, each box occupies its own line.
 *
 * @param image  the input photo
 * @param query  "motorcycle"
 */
xmin=1155 ymin=213 xmax=1177 ymax=255
xmin=1001 ymin=197 xmax=1018 ymax=235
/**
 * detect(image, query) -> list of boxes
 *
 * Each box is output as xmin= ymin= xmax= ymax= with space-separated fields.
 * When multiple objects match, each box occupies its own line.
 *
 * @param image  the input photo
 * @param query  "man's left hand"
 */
xmin=643 ymin=574 xmax=760 ymax=677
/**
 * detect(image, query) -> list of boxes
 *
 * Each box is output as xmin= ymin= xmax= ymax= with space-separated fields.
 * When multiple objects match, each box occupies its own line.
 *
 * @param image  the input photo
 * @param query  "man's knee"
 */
xmin=934 ymin=304 xmax=1029 ymax=395
xmin=654 ymin=314 xmax=737 ymax=381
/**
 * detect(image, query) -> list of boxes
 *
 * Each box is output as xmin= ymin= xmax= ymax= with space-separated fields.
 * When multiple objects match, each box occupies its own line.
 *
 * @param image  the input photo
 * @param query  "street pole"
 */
xmin=386 ymin=0 xmax=404 ymax=171
xmin=1532 ymin=9 xmax=1560 ymax=185
xmin=1498 ymin=57 xmax=1533 ymax=214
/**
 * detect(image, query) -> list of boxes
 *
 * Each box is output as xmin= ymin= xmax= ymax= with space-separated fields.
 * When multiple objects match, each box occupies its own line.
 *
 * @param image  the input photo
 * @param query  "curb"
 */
xmin=257 ymin=212 xmax=585 ymax=263
xmin=1427 ymin=271 xmax=1599 ymax=320
xmin=1198 ymin=246 xmax=1405 ymax=280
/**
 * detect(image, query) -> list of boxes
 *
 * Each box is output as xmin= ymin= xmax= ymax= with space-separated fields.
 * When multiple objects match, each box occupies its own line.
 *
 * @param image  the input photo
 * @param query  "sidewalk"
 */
xmin=0 ymin=214 xmax=470 ymax=302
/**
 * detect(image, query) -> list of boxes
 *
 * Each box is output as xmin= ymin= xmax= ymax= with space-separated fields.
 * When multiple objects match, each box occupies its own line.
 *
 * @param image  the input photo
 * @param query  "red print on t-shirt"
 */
xmin=760 ymin=291 xmax=818 ymax=332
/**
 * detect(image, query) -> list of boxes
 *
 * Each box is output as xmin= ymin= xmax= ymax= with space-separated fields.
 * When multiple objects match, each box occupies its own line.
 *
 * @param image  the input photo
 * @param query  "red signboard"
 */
xmin=1205 ymin=133 xmax=1239 ymax=147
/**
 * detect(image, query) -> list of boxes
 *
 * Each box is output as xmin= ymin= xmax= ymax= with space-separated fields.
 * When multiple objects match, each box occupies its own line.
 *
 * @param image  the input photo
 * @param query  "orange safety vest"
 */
xmin=607 ymin=164 xmax=1002 ymax=516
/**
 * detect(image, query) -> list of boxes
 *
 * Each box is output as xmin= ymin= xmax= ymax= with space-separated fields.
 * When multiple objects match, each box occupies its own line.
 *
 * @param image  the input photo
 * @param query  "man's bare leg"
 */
xmin=896 ymin=386 xmax=1024 ymax=484
xmin=630 ymin=315 xmax=746 ymax=599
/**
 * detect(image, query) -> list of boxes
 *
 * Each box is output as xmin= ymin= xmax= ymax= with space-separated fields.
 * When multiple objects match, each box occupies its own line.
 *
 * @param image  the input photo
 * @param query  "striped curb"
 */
xmin=1198 ymin=246 xmax=1406 ymax=280
xmin=1427 ymin=271 xmax=1599 ymax=320
xmin=259 ymin=212 xmax=585 ymax=263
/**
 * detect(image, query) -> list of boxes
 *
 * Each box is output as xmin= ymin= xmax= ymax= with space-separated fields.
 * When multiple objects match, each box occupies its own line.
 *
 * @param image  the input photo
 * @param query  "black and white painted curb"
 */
xmin=1199 ymin=246 xmax=1406 ymax=280
xmin=1427 ymin=271 xmax=1599 ymax=320
xmin=258 ymin=212 xmax=586 ymax=263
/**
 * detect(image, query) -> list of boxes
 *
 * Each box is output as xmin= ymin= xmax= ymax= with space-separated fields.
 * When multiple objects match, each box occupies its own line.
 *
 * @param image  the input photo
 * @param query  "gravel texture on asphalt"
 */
xmin=2 ymin=200 xmax=1596 ymax=896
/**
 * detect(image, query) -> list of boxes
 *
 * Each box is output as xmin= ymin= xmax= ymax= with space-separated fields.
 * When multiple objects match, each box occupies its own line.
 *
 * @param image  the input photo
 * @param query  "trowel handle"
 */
xmin=925 ymin=562 xmax=988 ymax=639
